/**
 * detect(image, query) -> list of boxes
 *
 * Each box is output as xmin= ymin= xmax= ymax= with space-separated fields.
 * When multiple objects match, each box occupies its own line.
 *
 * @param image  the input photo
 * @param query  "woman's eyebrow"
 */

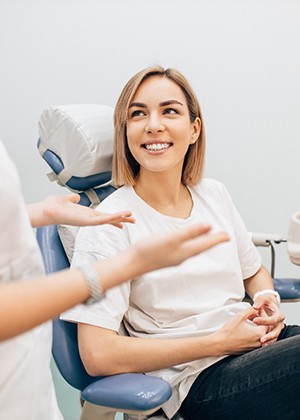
xmin=128 ymin=102 xmax=147 ymax=109
xmin=159 ymin=100 xmax=184 ymax=107
xmin=129 ymin=99 xmax=184 ymax=109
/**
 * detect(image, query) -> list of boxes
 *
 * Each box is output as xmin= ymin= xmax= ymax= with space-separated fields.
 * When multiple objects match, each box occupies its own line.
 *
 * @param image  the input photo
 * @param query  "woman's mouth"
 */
xmin=142 ymin=142 xmax=172 ymax=151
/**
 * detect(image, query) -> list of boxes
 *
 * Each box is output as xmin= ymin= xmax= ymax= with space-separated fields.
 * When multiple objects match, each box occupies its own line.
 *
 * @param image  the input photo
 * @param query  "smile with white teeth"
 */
xmin=143 ymin=143 xmax=172 ymax=151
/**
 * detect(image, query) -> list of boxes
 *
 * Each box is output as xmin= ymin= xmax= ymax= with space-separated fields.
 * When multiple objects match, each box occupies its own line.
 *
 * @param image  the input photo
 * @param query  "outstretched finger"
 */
xmin=174 ymin=224 xmax=213 ymax=242
xmin=91 ymin=211 xmax=135 ymax=227
xmin=194 ymin=231 xmax=229 ymax=252
xmin=69 ymin=193 xmax=81 ymax=204
xmin=181 ymin=227 xmax=229 ymax=257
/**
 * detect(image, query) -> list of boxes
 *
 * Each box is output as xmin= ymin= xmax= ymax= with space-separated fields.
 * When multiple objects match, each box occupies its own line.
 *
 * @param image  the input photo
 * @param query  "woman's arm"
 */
xmin=78 ymin=306 xmax=267 ymax=376
xmin=244 ymin=266 xmax=285 ymax=345
xmin=0 ymin=224 xmax=227 ymax=341
xmin=244 ymin=265 xmax=276 ymax=298
xmin=27 ymin=193 xmax=135 ymax=228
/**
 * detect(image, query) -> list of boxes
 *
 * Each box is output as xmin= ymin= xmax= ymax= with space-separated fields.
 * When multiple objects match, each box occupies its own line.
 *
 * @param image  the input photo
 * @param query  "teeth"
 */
xmin=144 ymin=143 xmax=170 ymax=151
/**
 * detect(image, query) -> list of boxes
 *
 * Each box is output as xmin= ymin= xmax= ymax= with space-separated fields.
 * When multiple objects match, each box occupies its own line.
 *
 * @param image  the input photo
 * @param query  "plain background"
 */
xmin=1 ymin=1 xmax=299 ymax=418
xmin=1 ymin=0 xmax=299 ymax=312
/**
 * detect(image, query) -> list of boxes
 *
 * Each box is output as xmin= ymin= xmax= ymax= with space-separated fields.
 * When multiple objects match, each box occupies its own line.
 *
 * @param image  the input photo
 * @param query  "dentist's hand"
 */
xmin=130 ymin=224 xmax=229 ymax=274
xmin=28 ymin=193 xmax=135 ymax=228
xmin=94 ymin=224 xmax=229 ymax=292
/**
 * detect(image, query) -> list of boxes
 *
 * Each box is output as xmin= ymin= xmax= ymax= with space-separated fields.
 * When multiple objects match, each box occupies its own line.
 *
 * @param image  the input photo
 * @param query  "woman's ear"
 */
xmin=190 ymin=117 xmax=201 ymax=144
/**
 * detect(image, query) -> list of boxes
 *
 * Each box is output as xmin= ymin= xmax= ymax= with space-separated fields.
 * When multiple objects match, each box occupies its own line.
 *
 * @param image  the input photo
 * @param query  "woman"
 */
xmin=62 ymin=67 xmax=300 ymax=419
xmin=0 ymin=140 xmax=226 ymax=420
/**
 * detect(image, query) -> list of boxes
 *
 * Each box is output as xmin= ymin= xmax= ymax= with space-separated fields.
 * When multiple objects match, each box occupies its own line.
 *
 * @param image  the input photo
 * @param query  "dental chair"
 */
xmin=37 ymin=223 xmax=171 ymax=420
xmin=36 ymin=104 xmax=300 ymax=420
xmin=36 ymin=104 xmax=172 ymax=420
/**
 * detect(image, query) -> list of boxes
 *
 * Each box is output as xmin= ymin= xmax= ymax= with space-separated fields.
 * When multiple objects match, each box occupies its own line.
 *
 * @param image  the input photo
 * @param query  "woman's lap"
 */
xmin=180 ymin=325 xmax=300 ymax=420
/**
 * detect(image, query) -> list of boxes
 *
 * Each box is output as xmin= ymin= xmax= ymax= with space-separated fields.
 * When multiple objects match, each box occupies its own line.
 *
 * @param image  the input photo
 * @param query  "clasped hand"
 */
xmin=218 ymin=299 xmax=285 ymax=356
xmin=252 ymin=294 xmax=285 ymax=346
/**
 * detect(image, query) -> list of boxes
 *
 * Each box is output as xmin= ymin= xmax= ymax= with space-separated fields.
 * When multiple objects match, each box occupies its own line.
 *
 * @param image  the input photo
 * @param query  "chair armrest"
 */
xmin=82 ymin=373 xmax=172 ymax=411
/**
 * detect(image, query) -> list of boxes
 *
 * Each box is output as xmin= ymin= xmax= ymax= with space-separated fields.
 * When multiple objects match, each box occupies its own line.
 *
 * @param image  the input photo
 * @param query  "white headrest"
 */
xmin=38 ymin=104 xmax=114 ymax=177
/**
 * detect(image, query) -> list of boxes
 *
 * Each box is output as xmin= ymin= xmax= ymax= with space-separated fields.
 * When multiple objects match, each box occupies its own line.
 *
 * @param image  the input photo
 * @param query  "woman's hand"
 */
xmin=252 ymin=294 xmax=285 ymax=346
xmin=28 ymin=193 xmax=135 ymax=228
xmin=215 ymin=307 xmax=268 ymax=355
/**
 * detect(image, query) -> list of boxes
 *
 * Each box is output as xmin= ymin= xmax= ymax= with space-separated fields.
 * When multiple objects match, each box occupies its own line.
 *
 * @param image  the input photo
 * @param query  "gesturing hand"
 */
xmin=29 ymin=193 xmax=135 ymax=228
xmin=132 ymin=224 xmax=229 ymax=274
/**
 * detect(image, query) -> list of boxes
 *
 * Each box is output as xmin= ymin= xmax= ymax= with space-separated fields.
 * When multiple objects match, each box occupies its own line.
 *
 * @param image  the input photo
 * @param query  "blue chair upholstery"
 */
xmin=37 ymin=138 xmax=112 ymax=192
xmin=36 ymin=223 xmax=172 ymax=420
xmin=273 ymin=278 xmax=300 ymax=302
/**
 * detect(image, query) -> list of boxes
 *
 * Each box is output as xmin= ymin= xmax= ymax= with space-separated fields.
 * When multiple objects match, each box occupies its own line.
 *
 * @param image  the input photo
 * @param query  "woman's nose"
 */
xmin=145 ymin=114 xmax=164 ymax=133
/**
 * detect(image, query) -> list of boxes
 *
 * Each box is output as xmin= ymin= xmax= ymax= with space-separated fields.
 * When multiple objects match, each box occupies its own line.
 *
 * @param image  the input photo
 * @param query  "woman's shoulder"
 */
xmin=194 ymin=178 xmax=228 ymax=194
xmin=96 ymin=185 xmax=135 ymax=212
xmin=191 ymin=178 xmax=233 ymax=204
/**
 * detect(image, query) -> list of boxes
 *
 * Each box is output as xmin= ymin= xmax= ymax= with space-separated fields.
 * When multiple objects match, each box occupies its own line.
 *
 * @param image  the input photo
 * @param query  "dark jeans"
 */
xmin=179 ymin=325 xmax=300 ymax=420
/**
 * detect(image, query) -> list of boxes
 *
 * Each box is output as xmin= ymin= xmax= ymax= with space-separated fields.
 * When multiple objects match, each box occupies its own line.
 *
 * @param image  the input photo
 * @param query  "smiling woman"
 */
xmin=123 ymin=75 xmax=202 ymax=219
xmin=126 ymin=77 xmax=201 ymax=192
xmin=61 ymin=66 xmax=300 ymax=420
xmin=113 ymin=67 xmax=206 ymax=188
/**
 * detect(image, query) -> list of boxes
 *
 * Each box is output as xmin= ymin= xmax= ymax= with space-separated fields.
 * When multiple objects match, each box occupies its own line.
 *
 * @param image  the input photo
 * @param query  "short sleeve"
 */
xmin=60 ymin=204 xmax=132 ymax=330
xmin=60 ymin=281 xmax=130 ymax=332
xmin=218 ymin=182 xmax=262 ymax=279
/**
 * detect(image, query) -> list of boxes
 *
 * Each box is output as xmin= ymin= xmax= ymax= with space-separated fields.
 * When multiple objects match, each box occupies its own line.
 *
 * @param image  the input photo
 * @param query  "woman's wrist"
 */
xmin=253 ymin=289 xmax=281 ymax=305
xmin=207 ymin=330 xmax=228 ymax=357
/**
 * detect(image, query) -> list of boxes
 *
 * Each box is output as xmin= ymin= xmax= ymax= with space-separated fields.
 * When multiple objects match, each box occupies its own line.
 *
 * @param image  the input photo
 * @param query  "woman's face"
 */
xmin=126 ymin=75 xmax=200 ymax=178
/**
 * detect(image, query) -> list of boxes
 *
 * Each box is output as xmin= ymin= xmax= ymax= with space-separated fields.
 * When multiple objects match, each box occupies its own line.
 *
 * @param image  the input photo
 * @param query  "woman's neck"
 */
xmin=133 ymin=171 xmax=193 ymax=219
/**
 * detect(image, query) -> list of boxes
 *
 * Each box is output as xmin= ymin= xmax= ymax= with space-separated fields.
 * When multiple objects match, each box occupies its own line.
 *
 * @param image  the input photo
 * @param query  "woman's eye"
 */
xmin=163 ymin=108 xmax=178 ymax=115
xmin=131 ymin=110 xmax=145 ymax=118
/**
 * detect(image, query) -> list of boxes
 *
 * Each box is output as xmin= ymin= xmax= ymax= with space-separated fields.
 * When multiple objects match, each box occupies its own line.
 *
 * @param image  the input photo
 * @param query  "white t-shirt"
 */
xmin=62 ymin=180 xmax=261 ymax=419
xmin=0 ymin=142 xmax=62 ymax=420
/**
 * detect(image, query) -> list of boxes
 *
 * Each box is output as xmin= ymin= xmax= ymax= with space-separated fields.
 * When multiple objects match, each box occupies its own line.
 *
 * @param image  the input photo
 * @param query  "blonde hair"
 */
xmin=113 ymin=66 xmax=206 ymax=186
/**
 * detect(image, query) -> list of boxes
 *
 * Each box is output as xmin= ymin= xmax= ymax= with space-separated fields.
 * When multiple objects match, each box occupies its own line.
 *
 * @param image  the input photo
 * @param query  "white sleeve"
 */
xmin=218 ymin=182 xmax=262 ymax=279
xmin=60 ymin=282 xmax=130 ymax=332
xmin=60 ymin=220 xmax=132 ymax=331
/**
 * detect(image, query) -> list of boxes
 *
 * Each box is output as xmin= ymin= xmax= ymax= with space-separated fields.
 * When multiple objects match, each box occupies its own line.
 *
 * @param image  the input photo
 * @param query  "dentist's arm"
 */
xmin=0 ymin=224 xmax=227 ymax=341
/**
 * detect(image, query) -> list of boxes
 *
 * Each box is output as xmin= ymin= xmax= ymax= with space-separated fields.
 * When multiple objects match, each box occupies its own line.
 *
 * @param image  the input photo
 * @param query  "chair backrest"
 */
xmin=37 ymin=104 xmax=116 ymax=390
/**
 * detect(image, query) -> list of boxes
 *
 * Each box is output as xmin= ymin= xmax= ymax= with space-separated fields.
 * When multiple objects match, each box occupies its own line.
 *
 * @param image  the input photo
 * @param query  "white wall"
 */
xmin=1 ymin=0 xmax=299 ymax=316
